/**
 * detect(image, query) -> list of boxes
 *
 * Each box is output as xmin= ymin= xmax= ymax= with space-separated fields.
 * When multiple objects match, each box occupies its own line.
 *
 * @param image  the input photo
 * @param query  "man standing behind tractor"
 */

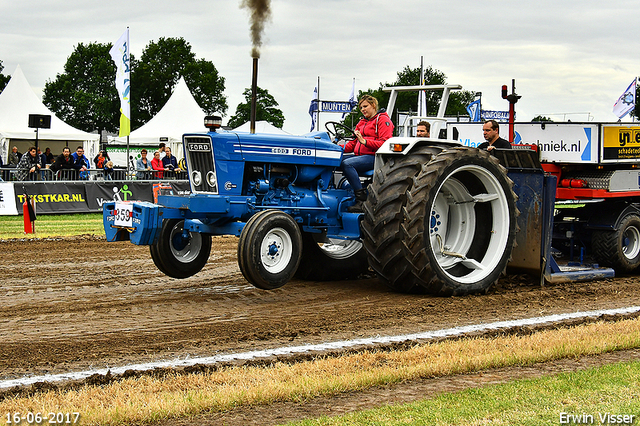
xmin=479 ymin=120 xmax=511 ymax=152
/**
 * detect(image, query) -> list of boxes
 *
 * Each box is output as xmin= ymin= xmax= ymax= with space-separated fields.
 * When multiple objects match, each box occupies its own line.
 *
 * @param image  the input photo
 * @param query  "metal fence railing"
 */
xmin=0 ymin=167 xmax=188 ymax=182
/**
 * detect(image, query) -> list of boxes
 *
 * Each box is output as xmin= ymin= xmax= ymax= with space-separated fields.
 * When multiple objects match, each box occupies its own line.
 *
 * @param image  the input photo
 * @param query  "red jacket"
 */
xmin=344 ymin=111 xmax=394 ymax=156
xmin=151 ymin=157 xmax=164 ymax=179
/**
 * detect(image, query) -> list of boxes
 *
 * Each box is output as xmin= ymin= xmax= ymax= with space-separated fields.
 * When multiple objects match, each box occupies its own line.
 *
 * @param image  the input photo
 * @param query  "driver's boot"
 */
xmin=348 ymin=189 xmax=368 ymax=213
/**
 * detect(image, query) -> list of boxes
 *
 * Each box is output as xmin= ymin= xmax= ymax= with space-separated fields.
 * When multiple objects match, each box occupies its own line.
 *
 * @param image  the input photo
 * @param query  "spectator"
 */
xmin=36 ymin=148 xmax=49 ymax=180
xmin=136 ymin=149 xmax=152 ymax=180
xmin=50 ymin=147 xmax=77 ymax=179
xmin=104 ymin=160 xmax=115 ymax=180
xmin=44 ymin=147 xmax=54 ymax=164
xmin=151 ymin=151 xmax=164 ymax=179
xmin=161 ymin=147 xmax=181 ymax=177
xmin=8 ymin=146 xmax=20 ymax=167
xmin=37 ymin=147 xmax=47 ymax=166
xmin=16 ymin=146 xmax=42 ymax=181
xmin=339 ymin=94 xmax=394 ymax=212
xmin=479 ymin=120 xmax=511 ymax=152
xmin=94 ymin=150 xmax=110 ymax=169
xmin=71 ymin=146 xmax=90 ymax=180
xmin=157 ymin=142 xmax=166 ymax=159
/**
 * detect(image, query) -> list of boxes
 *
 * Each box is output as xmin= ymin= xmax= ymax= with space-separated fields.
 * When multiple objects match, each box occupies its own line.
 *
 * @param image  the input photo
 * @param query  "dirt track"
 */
xmin=2 ymin=236 xmax=640 ymax=422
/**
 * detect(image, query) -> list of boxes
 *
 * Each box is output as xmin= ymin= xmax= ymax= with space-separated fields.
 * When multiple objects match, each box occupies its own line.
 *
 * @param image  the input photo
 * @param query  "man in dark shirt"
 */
xmin=161 ymin=147 xmax=182 ymax=178
xmin=50 ymin=147 xmax=76 ymax=179
xmin=478 ymin=120 xmax=511 ymax=152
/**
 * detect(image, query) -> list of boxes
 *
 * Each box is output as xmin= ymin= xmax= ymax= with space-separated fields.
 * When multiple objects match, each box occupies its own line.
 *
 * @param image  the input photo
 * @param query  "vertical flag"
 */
xmin=109 ymin=28 xmax=131 ymax=137
xmin=466 ymin=99 xmax=481 ymax=122
xmin=417 ymin=57 xmax=427 ymax=117
xmin=613 ymin=77 xmax=637 ymax=119
xmin=342 ymin=78 xmax=356 ymax=119
xmin=309 ymin=85 xmax=318 ymax=131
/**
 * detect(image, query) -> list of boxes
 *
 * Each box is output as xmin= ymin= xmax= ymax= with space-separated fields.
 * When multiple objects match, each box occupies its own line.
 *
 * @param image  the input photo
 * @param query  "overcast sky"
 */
xmin=1 ymin=0 xmax=638 ymax=134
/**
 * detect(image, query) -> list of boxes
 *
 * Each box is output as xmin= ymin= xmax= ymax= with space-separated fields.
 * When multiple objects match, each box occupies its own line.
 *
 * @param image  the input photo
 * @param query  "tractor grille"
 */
xmin=184 ymin=136 xmax=218 ymax=194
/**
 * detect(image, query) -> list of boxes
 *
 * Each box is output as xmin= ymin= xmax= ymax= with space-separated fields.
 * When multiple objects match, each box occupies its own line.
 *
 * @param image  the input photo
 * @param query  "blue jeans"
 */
xmin=339 ymin=154 xmax=374 ymax=191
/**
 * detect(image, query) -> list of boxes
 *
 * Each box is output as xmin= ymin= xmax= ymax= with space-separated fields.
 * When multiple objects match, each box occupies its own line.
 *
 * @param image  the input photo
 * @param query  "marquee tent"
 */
xmin=110 ymin=77 xmax=207 ymax=146
xmin=0 ymin=65 xmax=99 ymax=163
xmin=107 ymin=77 xmax=207 ymax=167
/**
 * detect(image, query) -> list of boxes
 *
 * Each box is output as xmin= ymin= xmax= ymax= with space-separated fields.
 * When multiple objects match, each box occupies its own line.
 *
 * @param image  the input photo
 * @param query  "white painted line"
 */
xmin=2 ymin=305 xmax=639 ymax=390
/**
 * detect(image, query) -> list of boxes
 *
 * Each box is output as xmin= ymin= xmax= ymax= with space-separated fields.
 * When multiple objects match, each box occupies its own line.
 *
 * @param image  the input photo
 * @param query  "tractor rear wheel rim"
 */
xmin=429 ymin=164 xmax=510 ymax=284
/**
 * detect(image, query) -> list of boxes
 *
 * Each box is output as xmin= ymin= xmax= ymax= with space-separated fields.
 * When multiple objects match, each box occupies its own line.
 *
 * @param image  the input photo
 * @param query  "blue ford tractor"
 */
xmin=105 ymin=84 xmax=601 ymax=295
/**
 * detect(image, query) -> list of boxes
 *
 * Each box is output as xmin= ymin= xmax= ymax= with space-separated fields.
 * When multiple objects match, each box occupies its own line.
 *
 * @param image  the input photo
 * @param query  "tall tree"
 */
xmin=43 ymin=43 xmax=120 ymax=134
xmin=133 ymin=37 xmax=227 ymax=126
xmin=343 ymin=65 xmax=476 ymax=130
xmin=227 ymin=86 xmax=285 ymax=129
xmin=43 ymin=37 xmax=228 ymax=134
xmin=0 ymin=60 xmax=10 ymax=93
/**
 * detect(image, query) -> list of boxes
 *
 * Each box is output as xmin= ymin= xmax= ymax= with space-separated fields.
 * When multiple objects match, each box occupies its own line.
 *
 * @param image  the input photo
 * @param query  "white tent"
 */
xmin=0 ymin=65 xmax=99 ymax=163
xmin=107 ymin=77 xmax=207 ymax=167
xmin=110 ymin=77 xmax=207 ymax=146
xmin=233 ymin=121 xmax=290 ymax=135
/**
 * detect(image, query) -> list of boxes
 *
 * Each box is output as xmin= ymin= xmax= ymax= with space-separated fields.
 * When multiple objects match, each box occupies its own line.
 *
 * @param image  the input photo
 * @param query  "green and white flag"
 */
xmin=109 ymin=28 xmax=131 ymax=137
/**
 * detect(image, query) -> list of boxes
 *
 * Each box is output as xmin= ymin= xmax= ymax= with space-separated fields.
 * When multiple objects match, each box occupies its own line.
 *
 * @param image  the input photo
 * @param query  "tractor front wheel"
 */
xmin=150 ymin=219 xmax=212 ymax=278
xmin=238 ymin=210 xmax=303 ymax=290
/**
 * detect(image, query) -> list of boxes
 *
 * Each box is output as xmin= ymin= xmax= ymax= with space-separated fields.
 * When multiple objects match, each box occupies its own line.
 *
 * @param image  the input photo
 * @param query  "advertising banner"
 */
xmin=85 ymin=182 xmax=156 ymax=212
xmin=320 ymin=101 xmax=354 ymax=114
xmin=449 ymin=123 xmax=599 ymax=163
xmin=481 ymin=110 xmax=510 ymax=121
xmin=602 ymin=125 xmax=640 ymax=161
xmin=0 ymin=183 xmax=18 ymax=215
xmin=514 ymin=123 xmax=598 ymax=164
xmin=448 ymin=123 xmax=502 ymax=148
xmin=7 ymin=181 xmax=190 ymax=215
xmin=15 ymin=182 xmax=89 ymax=214
xmin=86 ymin=181 xmax=190 ymax=212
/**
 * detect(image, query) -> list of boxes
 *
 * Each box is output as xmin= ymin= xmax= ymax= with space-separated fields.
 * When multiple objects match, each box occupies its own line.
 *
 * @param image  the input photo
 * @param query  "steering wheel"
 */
xmin=325 ymin=121 xmax=356 ymax=144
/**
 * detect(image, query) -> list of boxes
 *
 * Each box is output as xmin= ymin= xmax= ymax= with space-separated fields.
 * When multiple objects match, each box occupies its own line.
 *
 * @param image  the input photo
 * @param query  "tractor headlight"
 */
xmin=192 ymin=171 xmax=202 ymax=186
xmin=206 ymin=171 xmax=217 ymax=188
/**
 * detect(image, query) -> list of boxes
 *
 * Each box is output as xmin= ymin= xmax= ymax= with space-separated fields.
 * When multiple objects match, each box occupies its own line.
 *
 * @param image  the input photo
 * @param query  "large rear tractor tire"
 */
xmin=295 ymin=233 xmax=369 ymax=281
xmin=361 ymin=146 xmax=444 ymax=293
xmin=150 ymin=219 xmax=212 ymax=279
xmin=402 ymin=147 xmax=518 ymax=296
xmin=592 ymin=213 xmax=640 ymax=273
xmin=237 ymin=210 xmax=303 ymax=290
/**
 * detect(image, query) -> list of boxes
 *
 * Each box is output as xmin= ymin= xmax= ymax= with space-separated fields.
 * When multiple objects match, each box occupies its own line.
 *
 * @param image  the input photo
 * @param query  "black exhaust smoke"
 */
xmin=241 ymin=0 xmax=271 ymax=133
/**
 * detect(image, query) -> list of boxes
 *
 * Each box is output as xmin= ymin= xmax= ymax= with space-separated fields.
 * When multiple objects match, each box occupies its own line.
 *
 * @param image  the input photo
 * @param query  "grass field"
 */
xmin=0 ymin=213 xmax=104 ymax=239
xmin=1 ymin=318 xmax=639 ymax=425
xmin=286 ymin=360 xmax=640 ymax=425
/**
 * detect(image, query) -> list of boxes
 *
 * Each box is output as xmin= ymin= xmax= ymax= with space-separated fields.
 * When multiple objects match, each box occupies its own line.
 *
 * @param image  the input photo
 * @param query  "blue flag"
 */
xmin=342 ymin=78 xmax=356 ymax=119
xmin=309 ymin=86 xmax=318 ymax=131
xmin=613 ymin=77 xmax=637 ymax=119
xmin=466 ymin=99 xmax=481 ymax=122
